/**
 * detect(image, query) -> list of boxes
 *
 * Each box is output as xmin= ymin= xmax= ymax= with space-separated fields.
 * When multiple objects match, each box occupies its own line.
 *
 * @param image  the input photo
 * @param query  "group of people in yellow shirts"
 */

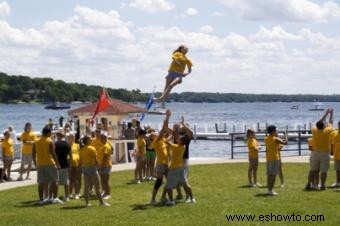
xmin=0 ymin=123 xmax=112 ymax=207
xmin=247 ymin=107 xmax=340 ymax=195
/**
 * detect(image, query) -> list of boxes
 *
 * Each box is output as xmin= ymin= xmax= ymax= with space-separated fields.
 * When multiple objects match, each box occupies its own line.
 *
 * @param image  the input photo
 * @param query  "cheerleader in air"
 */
xmin=154 ymin=45 xmax=193 ymax=104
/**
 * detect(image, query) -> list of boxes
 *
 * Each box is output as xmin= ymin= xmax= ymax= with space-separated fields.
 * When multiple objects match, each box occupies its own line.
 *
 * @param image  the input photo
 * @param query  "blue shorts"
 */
xmin=166 ymin=71 xmax=183 ymax=79
xmin=82 ymin=166 xmax=98 ymax=177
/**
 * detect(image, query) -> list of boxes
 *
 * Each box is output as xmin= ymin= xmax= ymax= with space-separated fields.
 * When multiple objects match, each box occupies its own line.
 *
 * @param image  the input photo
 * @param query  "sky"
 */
xmin=1 ymin=0 xmax=340 ymax=94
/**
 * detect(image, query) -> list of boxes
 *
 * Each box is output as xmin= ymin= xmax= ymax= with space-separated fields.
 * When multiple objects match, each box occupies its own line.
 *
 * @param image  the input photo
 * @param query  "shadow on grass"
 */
xmin=61 ymin=205 xmax=87 ymax=210
xmin=15 ymin=200 xmax=44 ymax=208
xmin=130 ymin=202 xmax=170 ymax=211
xmin=254 ymin=193 xmax=274 ymax=197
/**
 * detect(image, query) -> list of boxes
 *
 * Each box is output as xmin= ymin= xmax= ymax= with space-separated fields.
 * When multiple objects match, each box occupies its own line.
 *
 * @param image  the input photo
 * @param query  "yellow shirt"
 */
xmin=264 ymin=135 xmax=280 ymax=161
xmin=91 ymin=137 xmax=102 ymax=152
xmin=312 ymin=126 xmax=333 ymax=152
xmin=97 ymin=142 xmax=112 ymax=167
xmin=152 ymin=138 xmax=168 ymax=165
xmin=169 ymin=143 xmax=185 ymax=169
xmin=308 ymin=138 xmax=313 ymax=151
xmin=247 ymin=138 xmax=259 ymax=159
xmin=80 ymin=145 xmax=97 ymax=167
xmin=70 ymin=143 xmax=80 ymax=167
xmin=169 ymin=52 xmax=193 ymax=74
xmin=34 ymin=137 xmax=56 ymax=167
xmin=2 ymin=138 xmax=14 ymax=157
xmin=137 ymin=137 xmax=146 ymax=156
xmin=21 ymin=131 xmax=37 ymax=155
xmin=331 ymin=131 xmax=340 ymax=160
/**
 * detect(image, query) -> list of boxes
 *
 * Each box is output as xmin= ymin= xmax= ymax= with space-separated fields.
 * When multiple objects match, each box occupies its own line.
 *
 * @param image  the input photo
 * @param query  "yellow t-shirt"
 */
xmin=70 ymin=143 xmax=80 ymax=167
xmin=169 ymin=52 xmax=193 ymax=74
xmin=312 ymin=125 xmax=333 ymax=152
xmin=331 ymin=131 xmax=340 ymax=160
xmin=97 ymin=142 xmax=112 ymax=167
xmin=91 ymin=137 xmax=102 ymax=152
xmin=169 ymin=143 xmax=185 ymax=169
xmin=247 ymin=138 xmax=259 ymax=159
xmin=34 ymin=137 xmax=56 ymax=167
xmin=80 ymin=145 xmax=97 ymax=167
xmin=137 ymin=137 xmax=146 ymax=156
xmin=21 ymin=131 xmax=37 ymax=155
xmin=308 ymin=138 xmax=313 ymax=151
xmin=152 ymin=138 xmax=168 ymax=165
xmin=264 ymin=135 xmax=280 ymax=161
xmin=2 ymin=138 xmax=14 ymax=157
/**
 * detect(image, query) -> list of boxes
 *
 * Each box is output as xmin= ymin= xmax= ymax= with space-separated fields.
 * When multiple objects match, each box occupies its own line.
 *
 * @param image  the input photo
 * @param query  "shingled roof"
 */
xmin=68 ymin=98 xmax=146 ymax=116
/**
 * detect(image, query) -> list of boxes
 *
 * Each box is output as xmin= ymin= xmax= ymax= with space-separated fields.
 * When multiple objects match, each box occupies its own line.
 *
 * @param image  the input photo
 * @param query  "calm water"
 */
xmin=0 ymin=102 xmax=338 ymax=158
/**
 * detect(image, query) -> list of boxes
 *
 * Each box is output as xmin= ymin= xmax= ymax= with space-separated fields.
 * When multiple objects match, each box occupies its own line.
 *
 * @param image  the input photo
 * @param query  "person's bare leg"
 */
xmin=154 ymin=77 xmax=174 ymax=102
xmin=157 ymin=78 xmax=182 ymax=102
xmin=26 ymin=161 xmax=32 ymax=179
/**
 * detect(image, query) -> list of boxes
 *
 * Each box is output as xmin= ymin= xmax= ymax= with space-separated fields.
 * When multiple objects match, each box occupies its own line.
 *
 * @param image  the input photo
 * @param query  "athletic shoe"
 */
xmin=101 ymin=202 xmax=111 ymax=207
xmin=75 ymin=194 xmax=80 ymax=200
xmin=150 ymin=200 xmax=157 ymax=206
xmin=185 ymin=198 xmax=196 ymax=204
xmin=331 ymin=182 xmax=340 ymax=188
xmin=191 ymin=198 xmax=196 ymax=204
xmin=63 ymin=197 xmax=70 ymax=202
xmin=86 ymin=203 xmax=92 ymax=207
xmin=52 ymin=198 xmax=64 ymax=204
xmin=304 ymin=184 xmax=313 ymax=190
xmin=256 ymin=183 xmax=263 ymax=187
xmin=267 ymin=190 xmax=278 ymax=196
xmin=69 ymin=194 xmax=75 ymax=199
xmin=280 ymin=184 xmax=284 ymax=188
xmin=17 ymin=176 xmax=23 ymax=181
xmin=38 ymin=200 xmax=45 ymax=205
xmin=136 ymin=180 xmax=141 ymax=184
xmin=166 ymin=200 xmax=175 ymax=206
xmin=103 ymin=195 xmax=111 ymax=200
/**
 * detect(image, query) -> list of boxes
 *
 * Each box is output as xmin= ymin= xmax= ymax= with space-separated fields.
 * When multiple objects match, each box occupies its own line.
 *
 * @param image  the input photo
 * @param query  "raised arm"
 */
xmin=157 ymin=109 xmax=171 ymax=141
xmin=328 ymin=108 xmax=334 ymax=125
xmin=319 ymin=109 xmax=330 ymax=123
xmin=181 ymin=116 xmax=193 ymax=139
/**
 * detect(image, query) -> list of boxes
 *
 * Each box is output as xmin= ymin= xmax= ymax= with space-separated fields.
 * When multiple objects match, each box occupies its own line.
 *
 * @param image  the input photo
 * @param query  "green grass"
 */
xmin=0 ymin=163 xmax=339 ymax=226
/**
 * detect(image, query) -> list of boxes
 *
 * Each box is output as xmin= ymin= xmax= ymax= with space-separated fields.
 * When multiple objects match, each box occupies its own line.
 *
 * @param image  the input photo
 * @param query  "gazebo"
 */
xmin=68 ymin=98 xmax=146 ymax=139
xmin=68 ymin=97 xmax=146 ymax=163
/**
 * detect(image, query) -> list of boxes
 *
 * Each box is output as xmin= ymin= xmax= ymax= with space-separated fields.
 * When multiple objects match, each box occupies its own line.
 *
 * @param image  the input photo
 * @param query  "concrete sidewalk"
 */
xmin=0 ymin=155 xmax=310 ymax=191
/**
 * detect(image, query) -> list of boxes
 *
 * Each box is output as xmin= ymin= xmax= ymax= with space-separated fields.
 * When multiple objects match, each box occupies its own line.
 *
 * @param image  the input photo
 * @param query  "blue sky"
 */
xmin=1 ymin=0 xmax=340 ymax=94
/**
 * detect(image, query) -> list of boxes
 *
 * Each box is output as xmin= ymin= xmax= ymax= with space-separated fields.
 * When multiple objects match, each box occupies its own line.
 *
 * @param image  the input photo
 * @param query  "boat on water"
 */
xmin=45 ymin=102 xmax=71 ymax=110
xmin=309 ymin=103 xmax=324 ymax=111
xmin=290 ymin=105 xmax=299 ymax=110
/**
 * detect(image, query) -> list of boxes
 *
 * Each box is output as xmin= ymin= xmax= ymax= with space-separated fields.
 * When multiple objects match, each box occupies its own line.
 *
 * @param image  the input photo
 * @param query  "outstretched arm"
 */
xmin=319 ymin=109 xmax=330 ymax=123
xmin=180 ymin=116 xmax=193 ymax=139
xmin=328 ymin=108 xmax=334 ymax=125
xmin=157 ymin=109 xmax=171 ymax=141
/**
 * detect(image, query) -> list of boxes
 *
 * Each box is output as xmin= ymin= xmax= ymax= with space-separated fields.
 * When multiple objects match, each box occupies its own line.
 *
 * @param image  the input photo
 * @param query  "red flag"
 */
xmin=91 ymin=88 xmax=111 ymax=121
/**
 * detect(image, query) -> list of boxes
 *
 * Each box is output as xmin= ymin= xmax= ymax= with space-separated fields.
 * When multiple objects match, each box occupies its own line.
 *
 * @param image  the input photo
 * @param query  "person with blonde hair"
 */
xmin=1 ymin=130 xmax=14 ymax=182
xmin=154 ymin=45 xmax=193 ymax=104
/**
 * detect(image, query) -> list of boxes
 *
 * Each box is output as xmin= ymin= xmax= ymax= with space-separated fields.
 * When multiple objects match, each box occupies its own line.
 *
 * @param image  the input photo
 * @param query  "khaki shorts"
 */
xmin=21 ymin=154 xmax=33 ymax=165
xmin=165 ymin=167 xmax=186 ymax=189
xmin=310 ymin=151 xmax=330 ymax=173
xmin=155 ymin=164 xmax=168 ymax=178
xmin=334 ymin=160 xmax=340 ymax=171
xmin=267 ymin=160 xmax=280 ymax=175
xmin=37 ymin=165 xmax=58 ymax=184
xmin=58 ymin=168 xmax=69 ymax=185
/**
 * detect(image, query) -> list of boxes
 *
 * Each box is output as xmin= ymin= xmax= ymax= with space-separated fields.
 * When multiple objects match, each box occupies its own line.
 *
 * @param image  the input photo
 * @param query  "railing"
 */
xmin=110 ymin=139 xmax=137 ymax=163
xmin=230 ymin=129 xmax=312 ymax=159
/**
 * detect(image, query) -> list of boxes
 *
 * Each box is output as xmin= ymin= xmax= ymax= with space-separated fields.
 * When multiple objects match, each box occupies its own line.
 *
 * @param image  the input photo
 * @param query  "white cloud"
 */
xmin=186 ymin=8 xmax=198 ymax=16
xmin=218 ymin=0 xmax=340 ymax=23
xmin=1 ymin=4 xmax=340 ymax=94
xmin=199 ymin=25 xmax=214 ymax=33
xmin=0 ymin=1 xmax=10 ymax=18
xmin=128 ymin=0 xmax=174 ymax=13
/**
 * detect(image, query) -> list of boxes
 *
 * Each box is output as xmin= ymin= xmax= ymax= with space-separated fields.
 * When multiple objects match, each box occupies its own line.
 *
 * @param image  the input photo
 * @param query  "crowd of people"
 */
xmin=247 ymin=108 xmax=340 ymax=195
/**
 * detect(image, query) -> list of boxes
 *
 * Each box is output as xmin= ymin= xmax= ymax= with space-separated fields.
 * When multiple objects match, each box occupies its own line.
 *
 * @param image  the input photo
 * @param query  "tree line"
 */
xmin=1 ymin=72 xmax=340 ymax=103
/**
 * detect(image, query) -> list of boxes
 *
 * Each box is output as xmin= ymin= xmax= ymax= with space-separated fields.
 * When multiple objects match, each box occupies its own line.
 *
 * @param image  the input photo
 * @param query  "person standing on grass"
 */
xmin=146 ymin=129 xmax=156 ymax=180
xmin=264 ymin=125 xmax=288 ymax=196
xmin=310 ymin=108 xmax=333 ymax=190
xmin=247 ymin=129 xmax=260 ymax=187
xmin=79 ymin=136 xmax=110 ymax=207
xmin=123 ymin=122 xmax=135 ymax=163
xmin=150 ymin=110 xmax=171 ymax=205
xmin=54 ymin=131 xmax=71 ymax=202
xmin=32 ymin=127 xmax=62 ymax=205
xmin=164 ymin=135 xmax=196 ymax=206
xmin=305 ymin=138 xmax=319 ymax=190
xmin=330 ymin=121 xmax=340 ymax=188
xmin=67 ymin=133 xmax=81 ymax=199
xmin=135 ymin=129 xmax=147 ymax=184
xmin=98 ymin=132 xmax=113 ymax=199
xmin=18 ymin=122 xmax=37 ymax=181
xmin=1 ymin=130 xmax=14 ymax=182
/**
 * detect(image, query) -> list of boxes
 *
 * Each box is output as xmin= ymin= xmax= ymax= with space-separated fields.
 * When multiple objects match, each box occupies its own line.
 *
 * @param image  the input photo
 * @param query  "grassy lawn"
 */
xmin=0 ymin=163 xmax=339 ymax=226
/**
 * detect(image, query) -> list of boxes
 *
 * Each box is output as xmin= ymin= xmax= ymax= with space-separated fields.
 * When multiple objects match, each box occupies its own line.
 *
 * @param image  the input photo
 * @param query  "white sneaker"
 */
xmin=86 ymin=203 xmax=92 ymax=207
xmin=103 ymin=195 xmax=111 ymax=200
xmin=69 ymin=194 xmax=75 ymax=199
xmin=63 ymin=197 xmax=70 ymax=202
xmin=38 ymin=200 xmax=45 ymax=205
xmin=75 ymin=194 xmax=80 ymax=200
xmin=267 ymin=190 xmax=278 ymax=196
xmin=185 ymin=198 xmax=196 ymax=204
xmin=52 ymin=198 xmax=64 ymax=204
xmin=136 ymin=180 xmax=141 ymax=184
